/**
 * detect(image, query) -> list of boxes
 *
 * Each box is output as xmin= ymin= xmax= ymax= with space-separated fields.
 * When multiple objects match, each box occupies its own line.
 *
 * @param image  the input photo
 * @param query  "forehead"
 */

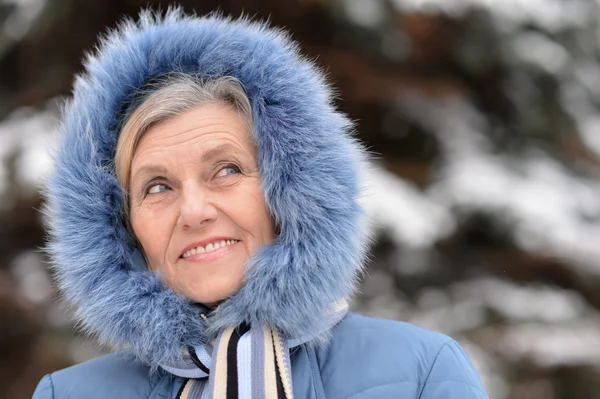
xmin=132 ymin=103 xmax=255 ymax=165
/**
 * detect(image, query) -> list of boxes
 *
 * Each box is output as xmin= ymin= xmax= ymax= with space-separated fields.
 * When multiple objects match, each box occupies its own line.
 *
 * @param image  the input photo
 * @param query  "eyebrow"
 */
xmin=130 ymin=143 xmax=251 ymax=183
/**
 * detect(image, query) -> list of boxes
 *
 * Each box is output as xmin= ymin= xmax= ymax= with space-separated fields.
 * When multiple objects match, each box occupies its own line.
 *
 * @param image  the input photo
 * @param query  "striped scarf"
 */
xmin=161 ymin=300 xmax=349 ymax=399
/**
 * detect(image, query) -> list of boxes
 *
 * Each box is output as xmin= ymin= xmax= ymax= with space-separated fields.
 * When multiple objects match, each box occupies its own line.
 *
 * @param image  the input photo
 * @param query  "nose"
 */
xmin=177 ymin=181 xmax=218 ymax=231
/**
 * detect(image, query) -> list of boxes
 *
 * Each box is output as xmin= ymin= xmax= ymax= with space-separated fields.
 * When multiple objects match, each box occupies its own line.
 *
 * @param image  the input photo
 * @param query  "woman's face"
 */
xmin=129 ymin=103 xmax=274 ymax=307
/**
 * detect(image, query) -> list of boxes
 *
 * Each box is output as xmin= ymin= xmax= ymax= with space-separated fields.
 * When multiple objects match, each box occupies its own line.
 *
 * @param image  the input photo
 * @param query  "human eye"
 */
xmin=144 ymin=180 xmax=170 ymax=195
xmin=215 ymin=163 xmax=241 ymax=178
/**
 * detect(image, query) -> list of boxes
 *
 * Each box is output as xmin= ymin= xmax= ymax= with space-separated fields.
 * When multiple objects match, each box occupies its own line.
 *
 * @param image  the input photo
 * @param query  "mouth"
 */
xmin=180 ymin=239 xmax=239 ymax=259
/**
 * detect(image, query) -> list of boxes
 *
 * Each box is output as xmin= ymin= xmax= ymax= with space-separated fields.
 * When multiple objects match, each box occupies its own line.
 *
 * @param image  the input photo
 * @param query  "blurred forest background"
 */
xmin=1 ymin=0 xmax=600 ymax=398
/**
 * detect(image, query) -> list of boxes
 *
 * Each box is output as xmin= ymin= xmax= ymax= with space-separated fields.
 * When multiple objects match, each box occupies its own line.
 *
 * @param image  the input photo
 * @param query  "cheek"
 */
xmin=130 ymin=206 xmax=172 ymax=268
xmin=256 ymin=197 xmax=274 ymax=241
xmin=231 ymin=184 xmax=274 ymax=244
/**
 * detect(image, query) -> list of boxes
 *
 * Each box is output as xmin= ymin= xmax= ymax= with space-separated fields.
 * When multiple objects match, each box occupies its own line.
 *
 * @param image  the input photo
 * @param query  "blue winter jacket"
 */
xmin=34 ymin=313 xmax=487 ymax=398
xmin=33 ymin=8 xmax=488 ymax=399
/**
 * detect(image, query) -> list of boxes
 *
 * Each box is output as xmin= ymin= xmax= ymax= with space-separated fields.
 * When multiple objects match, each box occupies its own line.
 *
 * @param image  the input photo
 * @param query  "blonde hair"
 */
xmin=114 ymin=74 xmax=253 ymax=214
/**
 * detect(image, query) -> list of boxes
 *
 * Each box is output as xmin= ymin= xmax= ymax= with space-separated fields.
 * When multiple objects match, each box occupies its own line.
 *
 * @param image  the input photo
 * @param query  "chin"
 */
xmin=184 ymin=280 xmax=243 ymax=308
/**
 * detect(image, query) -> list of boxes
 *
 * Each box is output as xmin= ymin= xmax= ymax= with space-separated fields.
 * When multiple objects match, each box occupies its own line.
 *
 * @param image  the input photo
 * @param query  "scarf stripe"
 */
xmin=180 ymin=379 xmax=194 ymax=399
xmin=273 ymin=336 xmax=286 ymax=399
xmin=226 ymin=324 xmax=250 ymax=399
xmin=189 ymin=379 xmax=206 ymax=398
xmin=202 ymin=381 xmax=210 ymax=399
xmin=197 ymin=346 xmax=212 ymax=369
xmin=189 ymin=347 xmax=210 ymax=374
xmin=262 ymin=327 xmax=278 ymax=399
xmin=209 ymin=328 xmax=231 ymax=398
xmin=251 ymin=324 xmax=266 ymax=398
xmin=178 ymin=379 xmax=208 ymax=399
xmin=272 ymin=330 xmax=293 ymax=399
xmin=162 ymin=299 xmax=349 ymax=399
xmin=176 ymin=379 xmax=189 ymax=399
xmin=279 ymin=337 xmax=293 ymax=398
xmin=237 ymin=332 xmax=252 ymax=399
xmin=226 ymin=329 xmax=240 ymax=399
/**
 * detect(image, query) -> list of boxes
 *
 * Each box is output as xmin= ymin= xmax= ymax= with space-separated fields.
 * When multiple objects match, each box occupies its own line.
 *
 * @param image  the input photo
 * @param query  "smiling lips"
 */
xmin=181 ymin=239 xmax=239 ymax=259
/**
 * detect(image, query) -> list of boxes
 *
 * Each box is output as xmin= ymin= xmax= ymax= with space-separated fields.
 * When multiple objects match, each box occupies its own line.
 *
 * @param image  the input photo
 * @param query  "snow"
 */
xmin=436 ymin=152 xmax=600 ymax=272
xmin=393 ymin=0 xmax=592 ymax=31
xmin=10 ymin=250 xmax=52 ymax=305
xmin=2 ymin=0 xmax=48 ymax=40
xmin=501 ymin=320 xmax=600 ymax=366
xmin=341 ymin=0 xmax=386 ymax=28
xmin=0 ymin=104 xmax=58 ymax=202
xmin=360 ymin=165 xmax=455 ymax=248
xmin=578 ymin=115 xmax=600 ymax=158
xmin=511 ymin=32 xmax=570 ymax=74
xmin=561 ymin=62 xmax=600 ymax=160
xmin=409 ymin=277 xmax=587 ymax=332
xmin=457 ymin=278 xmax=586 ymax=323
xmin=391 ymin=95 xmax=600 ymax=273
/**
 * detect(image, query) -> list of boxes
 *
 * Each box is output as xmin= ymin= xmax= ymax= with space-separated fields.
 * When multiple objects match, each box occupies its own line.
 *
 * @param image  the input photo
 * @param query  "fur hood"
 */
xmin=45 ymin=9 xmax=368 ymax=366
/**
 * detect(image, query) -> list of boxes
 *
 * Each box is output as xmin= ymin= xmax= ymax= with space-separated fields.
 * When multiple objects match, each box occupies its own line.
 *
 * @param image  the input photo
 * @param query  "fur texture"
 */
xmin=45 ymin=8 xmax=369 ymax=366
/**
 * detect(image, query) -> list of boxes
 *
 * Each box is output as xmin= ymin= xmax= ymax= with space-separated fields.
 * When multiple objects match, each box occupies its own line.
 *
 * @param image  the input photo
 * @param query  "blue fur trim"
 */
xmin=44 ymin=8 xmax=368 ymax=366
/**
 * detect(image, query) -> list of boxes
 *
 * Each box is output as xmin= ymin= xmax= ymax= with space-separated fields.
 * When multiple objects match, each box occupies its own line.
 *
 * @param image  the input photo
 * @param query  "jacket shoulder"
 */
xmin=32 ymin=352 xmax=174 ymax=399
xmin=317 ymin=312 xmax=487 ymax=398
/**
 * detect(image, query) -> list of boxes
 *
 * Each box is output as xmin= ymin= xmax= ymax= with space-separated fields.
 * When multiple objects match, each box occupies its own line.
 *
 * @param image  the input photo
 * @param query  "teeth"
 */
xmin=182 ymin=240 xmax=237 ymax=258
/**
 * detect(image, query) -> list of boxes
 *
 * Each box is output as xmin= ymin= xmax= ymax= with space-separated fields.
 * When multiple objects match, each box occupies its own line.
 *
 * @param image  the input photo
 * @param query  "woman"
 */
xmin=33 ymin=9 xmax=488 ymax=399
